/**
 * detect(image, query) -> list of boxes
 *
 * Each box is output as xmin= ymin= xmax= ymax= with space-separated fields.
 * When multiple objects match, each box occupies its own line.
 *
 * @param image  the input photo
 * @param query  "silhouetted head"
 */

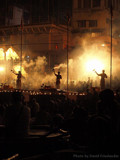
xmin=102 ymin=70 xmax=105 ymax=73
xmin=58 ymin=71 xmax=60 ymax=75
xmin=18 ymin=71 xmax=21 ymax=74
xmin=99 ymin=89 xmax=114 ymax=102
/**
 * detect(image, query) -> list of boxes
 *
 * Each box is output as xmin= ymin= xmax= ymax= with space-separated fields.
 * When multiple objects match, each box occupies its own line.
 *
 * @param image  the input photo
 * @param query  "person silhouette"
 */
xmin=11 ymin=70 xmax=22 ymax=89
xmin=5 ymin=92 xmax=30 ymax=138
xmin=53 ymin=69 xmax=62 ymax=89
xmin=94 ymin=69 xmax=107 ymax=90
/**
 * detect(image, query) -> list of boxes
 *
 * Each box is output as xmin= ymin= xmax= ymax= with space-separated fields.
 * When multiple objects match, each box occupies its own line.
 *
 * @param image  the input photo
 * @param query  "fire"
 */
xmin=0 ymin=48 xmax=5 ymax=60
xmin=81 ymin=46 xmax=110 ymax=80
xmin=0 ymin=67 xmax=5 ymax=72
xmin=86 ymin=59 xmax=104 ymax=73
xmin=0 ymin=47 xmax=27 ymax=87
xmin=13 ymin=65 xmax=26 ymax=76
xmin=6 ymin=48 xmax=19 ymax=60
xmin=0 ymin=47 xmax=19 ymax=60
xmin=67 ymin=45 xmax=110 ymax=84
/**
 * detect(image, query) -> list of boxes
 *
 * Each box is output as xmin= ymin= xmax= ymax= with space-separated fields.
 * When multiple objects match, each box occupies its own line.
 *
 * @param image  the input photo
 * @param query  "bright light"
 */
xmin=86 ymin=59 xmax=104 ymax=73
xmin=101 ymin=44 xmax=105 ymax=47
xmin=14 ymin=65 xmax=21 ymax=72
xmin=0 ymin=67 xmax=5 ymax=72
xmin=0 ymin=47 xmax=19 ymax=60
xmin=0 ymin=48 xmax=4 ymax=60
xmin=6 ymin=48 xmax=19 ymax=60
xmin=13 ymin=65 xmax=27 ymax=76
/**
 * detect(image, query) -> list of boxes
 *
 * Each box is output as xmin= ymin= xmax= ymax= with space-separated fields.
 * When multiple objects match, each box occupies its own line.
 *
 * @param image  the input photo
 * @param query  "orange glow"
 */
xmin=0 ymin=67 xmax=5 ymax=72
xmin=13 ymin=65 xmax=26 ymax=76
xmin=0 ymin=47 xmax=19 ymax=60
xmin=101 ymin=44 xmax=105 ymax=47
xmin=6 ymin=48 xmax=19 ymax=60
xmin=86 ymin=59 xmax=104 ymax=73
xmin=0 ymin=48 xmax=5 ymax=60
xmin=67 ymin=45 xmax=110 ymax=85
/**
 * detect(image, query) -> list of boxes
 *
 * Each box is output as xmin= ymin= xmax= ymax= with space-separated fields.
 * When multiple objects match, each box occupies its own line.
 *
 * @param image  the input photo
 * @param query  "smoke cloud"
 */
xmin=1 ymin=34 xmax=120 ymax=92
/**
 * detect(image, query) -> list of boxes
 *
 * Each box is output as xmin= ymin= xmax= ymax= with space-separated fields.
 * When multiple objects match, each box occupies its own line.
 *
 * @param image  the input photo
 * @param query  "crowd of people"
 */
xmin=0 ymin=88 xmax=120 ymax=159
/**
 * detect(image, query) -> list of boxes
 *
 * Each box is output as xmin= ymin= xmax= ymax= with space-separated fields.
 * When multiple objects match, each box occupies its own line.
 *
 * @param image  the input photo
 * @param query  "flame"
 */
xmin=13 ymin=65 xmax=26 ymax=76
xmin=0 ymin=48 xmax=5 ymax=60
xmin=0 ymin=47 xmax=19 ymax=60
xmin=6 ymin=48 xmax=19 ymax=60
xmin=83 ymin=47 xmax=109 ymax=79
xmin=86 ymin=59 xmax=104 ymax=73
xmin=67 ymin=45 xmax=110 ymax=84
xmin=0 ymin=67 xmax=5 ymax=72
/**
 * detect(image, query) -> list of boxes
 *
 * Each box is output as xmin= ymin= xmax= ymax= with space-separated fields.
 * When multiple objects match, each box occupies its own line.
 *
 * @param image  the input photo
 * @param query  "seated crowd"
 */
xmin=0 ymin=88 xmax=120 ymax=156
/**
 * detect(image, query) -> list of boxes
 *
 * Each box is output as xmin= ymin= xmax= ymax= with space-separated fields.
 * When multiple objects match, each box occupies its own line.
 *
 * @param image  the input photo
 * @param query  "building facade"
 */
xmin=72 ymin=0 xmax=120 ymax=47
xmin=0 ymin=0 xmax=72 ymax=70
xmin=0 ymin=24 xmax=71 ymax=70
